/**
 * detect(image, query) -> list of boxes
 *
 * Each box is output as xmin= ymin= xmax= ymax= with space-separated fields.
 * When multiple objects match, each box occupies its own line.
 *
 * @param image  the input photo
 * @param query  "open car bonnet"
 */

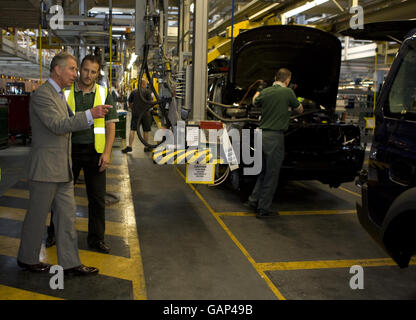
xmin=340 ymin=20 xmax=416 ymax=43
xmin=230 ymin=25 xmax=341 ymax=110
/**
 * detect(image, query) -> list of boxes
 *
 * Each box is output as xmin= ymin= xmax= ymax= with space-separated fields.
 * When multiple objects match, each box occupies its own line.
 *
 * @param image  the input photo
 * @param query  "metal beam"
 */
xmin=192 ymin=0 xmax=208 ymax=121
xmin=135 ymin=0 xmax=146 ymax=57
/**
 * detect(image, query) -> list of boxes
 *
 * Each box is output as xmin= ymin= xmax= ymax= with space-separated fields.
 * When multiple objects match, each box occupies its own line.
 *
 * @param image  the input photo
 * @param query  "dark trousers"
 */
xmin=48 ymin=144 xmax=106 ymax=245
xmin=248 ymin=130 xmax=285 ymax=213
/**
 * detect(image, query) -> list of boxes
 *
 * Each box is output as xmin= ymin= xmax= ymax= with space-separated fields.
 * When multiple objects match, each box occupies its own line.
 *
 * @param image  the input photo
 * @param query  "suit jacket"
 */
xmin=28 ymin=81 xmax=90 ymax=182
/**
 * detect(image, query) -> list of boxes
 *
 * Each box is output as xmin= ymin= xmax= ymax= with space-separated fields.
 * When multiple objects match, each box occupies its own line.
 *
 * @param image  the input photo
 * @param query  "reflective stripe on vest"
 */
xmin=64 ymin=83 xmax=108 ymax=153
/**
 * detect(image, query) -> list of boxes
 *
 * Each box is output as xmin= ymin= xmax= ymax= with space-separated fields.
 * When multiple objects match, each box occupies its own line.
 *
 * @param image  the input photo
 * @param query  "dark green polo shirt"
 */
xmin=71 ymin=81 xmax=119 ymax=144
xmin=254 ymin=84 xmax=300 ymax=131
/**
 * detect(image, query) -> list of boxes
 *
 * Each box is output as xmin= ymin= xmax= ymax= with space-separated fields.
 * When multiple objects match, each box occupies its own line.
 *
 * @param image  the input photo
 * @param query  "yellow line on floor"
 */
xmin=218 ymin=212 xmax=256 ymax=217
xmin=108 ymin=163 xmax=128 ymax=170
xmin=175 ymin=167 xmax=286 ymax=300
xmin=339 ymin=187 xmax=361 ymax=198
xmin=78 ymin=172 xmax=123 ymax=179
xmin=74 ymin=183 xmax=123 ymax=193
xmin=0 ymin=235 xmax=20 ymax=257
xmin=0 ymin=284 xmax=63 ymax=300
xmin=0 ymin=206 xmax=126 ymax=238
xmin=0 ymin=235 xmax=143 ymax=287
xmin=256 ymin=257 xmax=416 ymax=271
xmin=0 ymin=206 xmax=26 ymax=221
xmin=4 ymin=189 xmax=88 ymax=207
xmin=118 ymin=154 xmax=147 ymax=300
xmin=217 ymin=209 xmax=357 ymax=217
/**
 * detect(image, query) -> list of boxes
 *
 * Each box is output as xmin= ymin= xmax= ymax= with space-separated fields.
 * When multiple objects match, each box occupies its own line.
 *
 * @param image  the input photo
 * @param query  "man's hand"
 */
xmin=90 ymin=105 xmax=112 ymax=119
xmin=257 ymin=80 xmax=267 ymax=92
xmin=297 ymin=103 xmax=304 ymax=114
xmin=252 ymin=91 xmax=261 ymax=106
xmin=98 ymin=152 xmax=111 ymax=172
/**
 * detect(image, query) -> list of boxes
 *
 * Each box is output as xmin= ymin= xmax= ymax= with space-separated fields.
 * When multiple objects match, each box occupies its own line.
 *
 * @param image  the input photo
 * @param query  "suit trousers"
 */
xmin=18 ymin=180 xmax=81 ymax=269
xmin=249 ymin=130 xmax=285 ymax=213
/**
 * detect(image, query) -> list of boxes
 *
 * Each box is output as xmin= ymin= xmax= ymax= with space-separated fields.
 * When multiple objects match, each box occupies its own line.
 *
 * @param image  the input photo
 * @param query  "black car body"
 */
xmin=344 ymin=21 xmax=416 ymax=268
xmin=208 ymin=25 xmax=364 ymax=188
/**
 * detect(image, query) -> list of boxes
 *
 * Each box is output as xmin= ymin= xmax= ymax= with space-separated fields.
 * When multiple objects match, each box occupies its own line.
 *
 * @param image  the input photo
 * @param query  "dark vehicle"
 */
xmin=208 ymin=25 xmax=364 ymax=188
xmin=344 ymin=21 xmax=416 ymax=268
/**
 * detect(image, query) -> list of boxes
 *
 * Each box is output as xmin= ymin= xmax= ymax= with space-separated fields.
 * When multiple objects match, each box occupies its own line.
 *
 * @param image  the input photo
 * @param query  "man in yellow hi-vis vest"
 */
xmin=46 ymin=55 xmax=118 ymax=254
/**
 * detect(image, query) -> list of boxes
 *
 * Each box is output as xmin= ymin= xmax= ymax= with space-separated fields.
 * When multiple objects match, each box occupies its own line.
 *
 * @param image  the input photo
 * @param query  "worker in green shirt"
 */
xmin=46 ymin=55 xmax=118 ymax=253
xmin=245 ymin=68 xmax=303 ymax=219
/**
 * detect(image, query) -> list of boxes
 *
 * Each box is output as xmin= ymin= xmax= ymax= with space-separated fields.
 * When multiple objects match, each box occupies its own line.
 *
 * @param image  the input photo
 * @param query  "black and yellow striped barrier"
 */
xmin=152 ymin=147 xmax=225 ymax=165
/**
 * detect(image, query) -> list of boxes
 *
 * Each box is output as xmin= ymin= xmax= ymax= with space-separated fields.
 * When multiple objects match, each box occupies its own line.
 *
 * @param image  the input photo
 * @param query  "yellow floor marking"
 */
xmin=19 ymin=179 xmax=124 ymax=193
xmin=78 ymin=172 xmax=122 ymax=179
xmin=108 ymin=163 xmax=128 ymax=170
xmin=175 ymin=167 xmax=286 ymax=300
xmin=0 ymin=207 xmax=125 ymax=238
xmin=118 ymin=155 xmax=147 ymax=300
xmin=4 ymin=189 xmax=88 ymax=207
xmin=2 ymin=156 xmax=146 ymax=300
xmin=0 ymin=206 xmax=26 ymax=221
xmin=0 ymin=235 xmax=145 ymax=292
xmin=256 ymin=257 xmax=416 ymax=272
xmin=0 ymin=235 xmax=19 ymax=257
xmin=339 ymin=186 xmax=361 ymax=198
xmin=75 ymin=219 xmax=126 ymax=238
xmin=218 ymin=209 xmax=356 ymax=217
xmin=0 ymin=284 xmax=63 ymax=300
xmin=74 ymin=183 xmax=123 ymax=193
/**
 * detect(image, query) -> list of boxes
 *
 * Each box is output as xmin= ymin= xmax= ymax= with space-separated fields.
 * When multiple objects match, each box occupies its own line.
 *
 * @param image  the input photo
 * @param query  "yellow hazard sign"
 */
xmin=152 ymin=146 xmax=225 ymax=165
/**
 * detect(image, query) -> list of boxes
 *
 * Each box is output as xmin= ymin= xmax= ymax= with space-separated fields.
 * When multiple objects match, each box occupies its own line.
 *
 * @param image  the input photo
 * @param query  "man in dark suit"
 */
xmin=17 ymin=52 xmax=111 ymax=275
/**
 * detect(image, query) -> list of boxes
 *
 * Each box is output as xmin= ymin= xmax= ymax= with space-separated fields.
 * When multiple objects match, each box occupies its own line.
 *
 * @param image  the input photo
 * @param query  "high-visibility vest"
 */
xmin=64 ymin=83 xmax=108 ymax=153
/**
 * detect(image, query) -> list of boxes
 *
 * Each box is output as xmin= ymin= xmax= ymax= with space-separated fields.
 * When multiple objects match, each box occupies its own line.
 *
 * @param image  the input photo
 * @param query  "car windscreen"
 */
xmin=388 ymin=40 xmax=416 ymax=120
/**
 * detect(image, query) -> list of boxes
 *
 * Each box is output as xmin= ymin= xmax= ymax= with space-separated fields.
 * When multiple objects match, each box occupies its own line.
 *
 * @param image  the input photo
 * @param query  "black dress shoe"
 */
xmin=17 ymin=260 xmax=51 ymax=272
xmin=64 ymin=265 xmax=99 ymax=276
xmin=45 ymin=235 xmax=56 ymax=248
xmin=88 ymin=240 xmax=110 ymax=254
xmin=256 ymin=210 xmax=280 ymax=219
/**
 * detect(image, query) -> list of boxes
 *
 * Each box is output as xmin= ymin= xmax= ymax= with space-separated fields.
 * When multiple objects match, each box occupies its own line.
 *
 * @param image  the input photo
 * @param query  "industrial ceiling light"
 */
xmin=248 ymin=3 xmax=280 ymax=21
xmin=282 ymin=0 xmax=329 ymax=19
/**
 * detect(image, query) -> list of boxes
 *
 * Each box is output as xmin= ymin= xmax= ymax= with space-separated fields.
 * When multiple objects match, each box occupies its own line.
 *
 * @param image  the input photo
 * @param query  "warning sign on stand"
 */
xmin=185 ymin=164 xmax=215 ymax=184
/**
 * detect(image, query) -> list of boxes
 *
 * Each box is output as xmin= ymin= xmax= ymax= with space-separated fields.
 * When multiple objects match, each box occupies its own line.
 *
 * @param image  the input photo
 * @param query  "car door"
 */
xmin=343 ymin=21 xmax=416 ymax=267
xmin=378 ymin=35 xmax=416 ymax=267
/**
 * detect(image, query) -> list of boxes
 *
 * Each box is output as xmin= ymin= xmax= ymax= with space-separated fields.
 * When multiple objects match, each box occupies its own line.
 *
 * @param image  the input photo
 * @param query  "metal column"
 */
xmin=183 ymin=0 xmax=191 ymax=53
xmin=192 ymin=0 xmax=208 ymax=121
xmin=79 ymin=0 xmax=86 ymax=60
xmin=135 ymin=0 xmax=147 ymax=58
